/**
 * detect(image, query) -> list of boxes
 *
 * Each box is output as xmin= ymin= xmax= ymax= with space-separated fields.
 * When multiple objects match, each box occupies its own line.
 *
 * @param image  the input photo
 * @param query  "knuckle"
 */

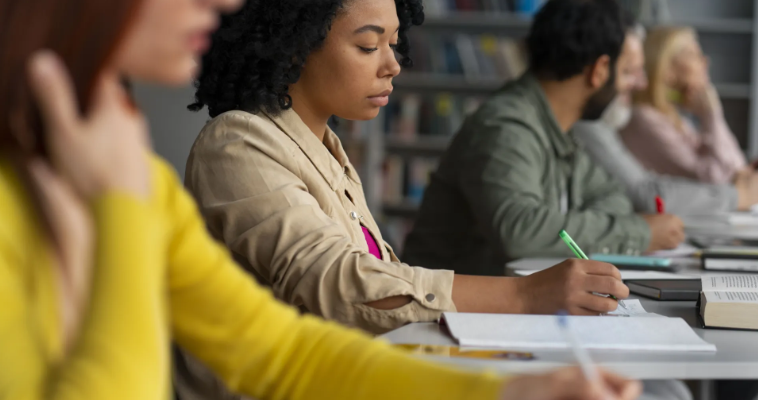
xmin=603 ymin=262 xmax=618 ymax=275
xmin=618 ymin=282 xmax=630 ymax=297
xmin=604 ymin=299 xmax=618 ymax=312
xmin=601 ymin=277 xmax=616 ymax=294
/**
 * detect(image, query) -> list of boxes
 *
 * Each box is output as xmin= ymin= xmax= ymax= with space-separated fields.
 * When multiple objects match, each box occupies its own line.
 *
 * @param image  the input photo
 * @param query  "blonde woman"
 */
xmin=620 ymin=27 xmax=747 ymax=184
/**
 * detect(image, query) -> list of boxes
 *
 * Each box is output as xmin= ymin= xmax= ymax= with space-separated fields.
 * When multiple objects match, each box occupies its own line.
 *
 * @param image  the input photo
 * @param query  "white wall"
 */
xmin=133 ymin=82 xmax=210 ymax=181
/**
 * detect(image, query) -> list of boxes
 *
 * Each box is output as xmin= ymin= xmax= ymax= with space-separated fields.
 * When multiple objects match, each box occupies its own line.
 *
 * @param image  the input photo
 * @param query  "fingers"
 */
xmin=570 ymin=259 xmax=622 ymax=280
xmin=569 ymin=306 xmax=608 ymax=316
xmin=545 ymin=367 xmax=612 ymax=400
xmin=27 ymin=51 xmax=79 ymax=134
xmin=28 ymin=158 xmax=67 ymax=219
xmin=551 ymin=367 xmax=640 ymax=400
xmin=27 ymin=158 xmax=78 ymax=266
xmin=88 ymin=71 xmax=151 ymax=150
xmin=583 ymin=274 xmax=629 ymax=299
xmin=89 ymin=70 xmax=132 ymax=115
xmin=27 ymin=159 xmax=78 ymax=243
xmin=599 ymin=369 xmax=643 ymax=400
xmin=570 ymin=293 xmax=618 ymax=314
xmin=669 ymin=216 xmax=684 ymax=231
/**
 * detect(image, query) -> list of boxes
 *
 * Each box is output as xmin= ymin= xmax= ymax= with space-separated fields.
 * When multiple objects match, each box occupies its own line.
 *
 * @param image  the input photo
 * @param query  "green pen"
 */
xmin=558 ymin=230 xmax=626 ymax=309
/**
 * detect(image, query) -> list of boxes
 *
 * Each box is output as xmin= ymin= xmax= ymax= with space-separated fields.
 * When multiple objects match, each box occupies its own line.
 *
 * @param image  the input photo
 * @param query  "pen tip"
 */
xmin=556 ymin=310 xmax=569 ymax=326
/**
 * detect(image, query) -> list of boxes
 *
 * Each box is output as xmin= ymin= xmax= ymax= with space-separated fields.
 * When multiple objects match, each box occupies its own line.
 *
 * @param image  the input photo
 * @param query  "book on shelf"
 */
xmin=423 ymin=0 xmax=542 ymax=16
xmin=386 ymin=94 xmax=484 ymax=139
xmin=382 ymin=156 xmax=438 ymax=206
xmin=382 ymin=155 xmax=405 ymax=205
xmin=331 ymin=110 xmax=386 ymax=186
xmin=407 ymin=31 xmax=528 ymax=82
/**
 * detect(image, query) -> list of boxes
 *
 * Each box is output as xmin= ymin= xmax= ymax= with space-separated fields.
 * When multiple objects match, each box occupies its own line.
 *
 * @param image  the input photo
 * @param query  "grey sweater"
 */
xmin=572 ymin=120 xmax=738 ymax=214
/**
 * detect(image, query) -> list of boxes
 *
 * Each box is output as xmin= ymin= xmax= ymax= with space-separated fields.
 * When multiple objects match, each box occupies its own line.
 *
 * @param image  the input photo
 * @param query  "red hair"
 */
xmin=0 ymin=0 xmax=142 ymax=155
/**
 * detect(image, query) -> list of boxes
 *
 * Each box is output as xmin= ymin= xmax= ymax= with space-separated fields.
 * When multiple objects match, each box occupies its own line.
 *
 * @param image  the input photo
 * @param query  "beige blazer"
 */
xmin=176 ymin=109 xmax=456 ymax=400
xmin=185 ymin=109 xmax=455 ymax=333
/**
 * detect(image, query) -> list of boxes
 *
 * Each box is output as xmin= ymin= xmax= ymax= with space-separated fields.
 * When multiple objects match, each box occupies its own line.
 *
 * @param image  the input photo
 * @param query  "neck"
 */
xmin=289 ymin=90 xmax=330 ymax=142
xmin=538 ymin=78 xmax=586 ymax=133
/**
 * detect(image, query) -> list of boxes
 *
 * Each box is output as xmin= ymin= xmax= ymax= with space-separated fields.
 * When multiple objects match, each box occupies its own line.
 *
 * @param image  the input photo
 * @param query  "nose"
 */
xmin=381 ymin=49 xmax=402 ymax=79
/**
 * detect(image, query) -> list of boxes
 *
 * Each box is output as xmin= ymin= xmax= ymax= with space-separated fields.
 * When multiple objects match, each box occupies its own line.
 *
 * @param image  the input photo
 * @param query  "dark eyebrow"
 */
xmin=354 ymin=25 xmax=385 ymax=34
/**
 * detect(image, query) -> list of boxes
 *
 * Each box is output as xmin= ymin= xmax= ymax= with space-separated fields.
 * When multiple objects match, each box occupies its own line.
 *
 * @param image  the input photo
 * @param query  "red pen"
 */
xmin=655 ymin=196 xmax=665 ymax=214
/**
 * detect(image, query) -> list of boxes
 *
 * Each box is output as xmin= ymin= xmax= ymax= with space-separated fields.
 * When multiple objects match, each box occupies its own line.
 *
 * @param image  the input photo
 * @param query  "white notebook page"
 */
xmin=442 ymin=313 xmax=716 ymax=352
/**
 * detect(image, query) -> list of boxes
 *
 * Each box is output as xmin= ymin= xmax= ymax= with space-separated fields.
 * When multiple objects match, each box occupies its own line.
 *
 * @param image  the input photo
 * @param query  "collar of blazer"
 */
xmin=263 ymin=108 xmax=362 ymax=190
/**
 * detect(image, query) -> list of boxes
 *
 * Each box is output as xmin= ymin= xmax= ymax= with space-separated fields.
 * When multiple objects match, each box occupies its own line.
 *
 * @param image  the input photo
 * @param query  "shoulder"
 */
xmin=187 ymin=110 xmax=300 ymax=178
xmin=572 ymin=121 xmax=617 ymax=149
xmin=459 ymin=91 xmax=544 ymax=155
xmin=477 ymin=83 xmax=541 ymax=125
xmin=191 ymin=110 xmax=297 ymax=158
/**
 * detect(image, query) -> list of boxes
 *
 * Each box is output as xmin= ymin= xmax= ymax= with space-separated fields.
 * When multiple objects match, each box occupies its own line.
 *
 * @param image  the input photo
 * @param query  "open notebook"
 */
xmin=441 ymin=313 xmax=716 ymax=352
xmin=514 ymin=270 xmax=695 ymax=280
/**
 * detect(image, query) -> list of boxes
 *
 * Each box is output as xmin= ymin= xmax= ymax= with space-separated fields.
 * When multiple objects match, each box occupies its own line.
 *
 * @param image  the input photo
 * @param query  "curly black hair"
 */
xmin=189 ymin=0 xmax=424 ymax=118
xmin=527 ymin=0 xmax=626 ymax=81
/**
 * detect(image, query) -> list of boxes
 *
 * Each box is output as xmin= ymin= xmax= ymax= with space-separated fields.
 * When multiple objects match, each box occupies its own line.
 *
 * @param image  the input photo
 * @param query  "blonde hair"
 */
xmin=634 ymin=26 xmax=697 ymax=131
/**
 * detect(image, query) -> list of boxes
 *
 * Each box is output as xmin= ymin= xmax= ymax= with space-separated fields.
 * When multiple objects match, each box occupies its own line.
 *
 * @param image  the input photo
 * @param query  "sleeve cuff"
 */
xmin=624 ymin=215 xmax=652 ymax=254
xmin=590 ymin=215 xmax=651 ymax=256
xmin=410 ymin=268 xmax=457 ymax=322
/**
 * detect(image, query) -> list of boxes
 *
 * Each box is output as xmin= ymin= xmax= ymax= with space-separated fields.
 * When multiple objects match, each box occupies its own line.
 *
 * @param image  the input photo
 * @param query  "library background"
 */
xmin=331 ymin=0 xmax=758 ymax=253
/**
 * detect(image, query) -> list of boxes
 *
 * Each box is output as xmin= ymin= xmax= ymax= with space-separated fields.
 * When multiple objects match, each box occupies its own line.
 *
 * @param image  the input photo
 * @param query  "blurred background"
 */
xmin=136 ymin=0 xmax=758 ymax=252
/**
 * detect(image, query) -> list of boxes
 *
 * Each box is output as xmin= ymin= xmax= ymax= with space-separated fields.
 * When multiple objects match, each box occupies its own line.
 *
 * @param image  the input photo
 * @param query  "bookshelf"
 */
xmin=333 ymin=0 xmax=758 ymax=252
xmin=423 ymin=13 xmax=754 ymax=35
xmin=383 ymin=200 xmax=424 ymax=218
xmin=385 ymin=135 xmax=451 ymax=158
xmin=395 ymin=73 xmax=753 ymax=100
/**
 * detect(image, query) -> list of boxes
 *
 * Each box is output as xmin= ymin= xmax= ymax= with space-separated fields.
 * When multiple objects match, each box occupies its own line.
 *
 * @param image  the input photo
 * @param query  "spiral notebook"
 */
xmin=441 ymin=313 xmax=716 ymax=352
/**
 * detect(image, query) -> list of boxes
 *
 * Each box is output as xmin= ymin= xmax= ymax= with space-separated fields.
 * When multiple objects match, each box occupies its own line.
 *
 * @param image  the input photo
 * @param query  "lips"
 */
xmin=188 ymin=18 xmax=219 ymax=54
xmin=188 ymin=32 xmax=211 ymax=53
xmin=367 ymin=89 xmax=393 ymax=107
xmin=370 ymin=89 xmax=393 ymax=98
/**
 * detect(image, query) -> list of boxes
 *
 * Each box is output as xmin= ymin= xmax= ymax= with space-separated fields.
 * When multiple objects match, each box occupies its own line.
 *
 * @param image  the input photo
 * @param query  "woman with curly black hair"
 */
xmin=180 ymin=1 xmax=639 ymax=398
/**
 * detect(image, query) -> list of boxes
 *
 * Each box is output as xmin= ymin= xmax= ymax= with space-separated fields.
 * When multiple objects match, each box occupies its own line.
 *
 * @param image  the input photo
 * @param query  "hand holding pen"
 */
xmin=559 ymin=230 xmax=628 ymax=311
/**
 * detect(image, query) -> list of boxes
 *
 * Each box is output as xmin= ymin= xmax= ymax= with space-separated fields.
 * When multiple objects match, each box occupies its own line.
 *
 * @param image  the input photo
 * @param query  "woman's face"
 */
xmin=113 ymin=0 xmax=243 ymax=85
xmin=292 ymin=0 xmax=403 ymax=121
xmin=669 ymin=34 xmax=710 ymax=92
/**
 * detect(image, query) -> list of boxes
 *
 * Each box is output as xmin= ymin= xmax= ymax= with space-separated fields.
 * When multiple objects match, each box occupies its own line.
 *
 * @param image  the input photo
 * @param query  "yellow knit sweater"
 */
xmin=0 ymin=154 xmax=503 ymax=400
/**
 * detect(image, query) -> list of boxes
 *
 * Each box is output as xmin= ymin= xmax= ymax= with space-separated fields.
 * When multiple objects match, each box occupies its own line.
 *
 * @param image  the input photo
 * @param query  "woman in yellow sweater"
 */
xmin=0 ymin=0 xmax=640 ymax=399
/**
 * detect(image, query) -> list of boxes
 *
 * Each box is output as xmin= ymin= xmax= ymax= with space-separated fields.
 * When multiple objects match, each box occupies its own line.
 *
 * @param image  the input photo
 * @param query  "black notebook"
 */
xmin=626 ymin=279 xmax=702 ymax=301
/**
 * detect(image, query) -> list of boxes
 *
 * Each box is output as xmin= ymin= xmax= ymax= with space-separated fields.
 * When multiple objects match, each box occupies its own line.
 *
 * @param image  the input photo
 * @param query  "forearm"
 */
xmin=33 ymin=195 xmax=164 ymax=400
xmin=452 ymin=274 xmax=523 ymax=314
xmin=654 ymin=176 xmax=738 ymax=213
xmin=171 ymin=249 xmax=503 ymax=400
xmin=497 ymin=205 xmax=650 ymax=258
